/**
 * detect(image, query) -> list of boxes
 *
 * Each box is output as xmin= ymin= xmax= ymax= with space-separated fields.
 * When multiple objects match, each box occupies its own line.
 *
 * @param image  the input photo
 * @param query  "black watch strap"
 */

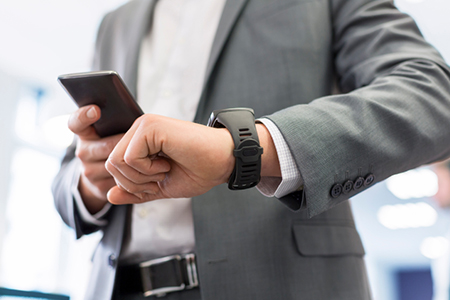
xmin=207 ymin=108 xmax=263 ymax=190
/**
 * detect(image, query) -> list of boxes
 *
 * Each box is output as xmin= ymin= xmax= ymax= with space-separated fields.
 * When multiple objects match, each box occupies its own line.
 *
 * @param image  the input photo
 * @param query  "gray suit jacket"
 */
xmin=52 ymin=0 xmax=450 ymax=299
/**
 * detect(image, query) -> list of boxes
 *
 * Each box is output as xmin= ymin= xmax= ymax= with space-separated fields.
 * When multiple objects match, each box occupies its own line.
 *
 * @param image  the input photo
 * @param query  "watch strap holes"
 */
xmin=239 ymin=128 xmax=252 ymax=139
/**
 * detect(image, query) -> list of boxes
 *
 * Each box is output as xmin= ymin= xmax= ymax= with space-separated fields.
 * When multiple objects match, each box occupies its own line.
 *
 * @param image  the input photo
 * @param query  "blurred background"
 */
xmin=0 ymin=0 xmax=449 ymax=299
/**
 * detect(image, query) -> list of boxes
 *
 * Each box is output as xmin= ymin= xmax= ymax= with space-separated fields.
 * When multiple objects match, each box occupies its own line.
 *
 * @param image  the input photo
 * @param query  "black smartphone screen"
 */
xmin=58 ymin=71 xmax=144 ymax=137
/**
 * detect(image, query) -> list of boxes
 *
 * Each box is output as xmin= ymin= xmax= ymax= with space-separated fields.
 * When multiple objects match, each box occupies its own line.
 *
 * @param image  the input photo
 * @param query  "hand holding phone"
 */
xmin=68 ymin=105 xmax=121 ymax=211
xmin=58 ymin=71 xmax=144 ymax=211
xmin=58 ymin=70 xmax=144 ymax=137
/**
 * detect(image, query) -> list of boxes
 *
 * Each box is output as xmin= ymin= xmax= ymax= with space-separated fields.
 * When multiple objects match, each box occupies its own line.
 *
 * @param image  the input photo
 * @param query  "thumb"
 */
xmin=68 ymin=105 xmax=101 ymax=140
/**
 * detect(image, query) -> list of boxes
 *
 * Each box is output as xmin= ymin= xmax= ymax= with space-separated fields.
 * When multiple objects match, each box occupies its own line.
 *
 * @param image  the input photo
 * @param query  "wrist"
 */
xmin=207 ymin=108 xmax=264 ymax=189
xmin=217 ymin=128 xmax=236 ymax=184
xmin=78 ymin=175 xmax=109 ymax=214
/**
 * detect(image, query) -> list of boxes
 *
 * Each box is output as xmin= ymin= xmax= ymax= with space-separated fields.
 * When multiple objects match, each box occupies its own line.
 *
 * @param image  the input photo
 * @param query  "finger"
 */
xmin=107 ymin=185 xmax=162 ymax=205
xmin=81 ymin=161 xmax=114 ymax=183
xmin=81 ymin=176 xmax=117 ymax=199
xmin=124 ymin=154 xmax=172 ymax=176
xmin=106 ymin=161 xmax=166 ymax=194
xmin=76 ymin=134 xmax=124 ymax=162
xmin=95 ymin=178 xmax=117 ymax=196
xmin=106 ymin=157 xmax=170 ymax=184
xmin=107 ymin=117 xmax=141 ymax=165
xmin=107 ymin=116 xmax=162 ymax=175
xmin=68 ymin=105 xmax=101 ymax=140
xmin=122 ymin=121 xmax=164 ymax=174
xmin=106 ymin=115 xmax=169 ymax=182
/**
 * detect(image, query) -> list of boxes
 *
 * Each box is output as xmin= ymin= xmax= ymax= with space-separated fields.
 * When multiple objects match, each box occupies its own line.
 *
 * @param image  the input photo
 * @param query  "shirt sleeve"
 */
xmin=71 ymin=164 xmax=112 ymax=227
xmin=256 ymin=118 xmax=304 ymax=198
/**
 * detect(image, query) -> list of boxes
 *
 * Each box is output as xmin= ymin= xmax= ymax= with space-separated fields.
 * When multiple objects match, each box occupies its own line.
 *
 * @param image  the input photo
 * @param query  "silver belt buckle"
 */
xmin=139 ymin=253 xmax=199 ymax=297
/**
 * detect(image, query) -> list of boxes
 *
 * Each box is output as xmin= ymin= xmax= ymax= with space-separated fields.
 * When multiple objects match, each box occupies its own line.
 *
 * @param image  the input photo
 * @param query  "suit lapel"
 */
xmin=194 ymin=0 xmax=249 ymax=123
xmin=203 ymin=0 xmax=249 ymax=88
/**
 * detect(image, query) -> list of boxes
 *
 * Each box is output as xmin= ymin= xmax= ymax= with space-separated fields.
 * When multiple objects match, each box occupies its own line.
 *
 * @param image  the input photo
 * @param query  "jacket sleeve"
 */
xmin=269 ymin=0 xmax=450 ymax=217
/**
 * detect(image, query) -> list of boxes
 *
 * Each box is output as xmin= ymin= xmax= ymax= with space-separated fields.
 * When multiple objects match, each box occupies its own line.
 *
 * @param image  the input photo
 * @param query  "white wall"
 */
xmin=0 ymin=70 xmax=21 ymax=275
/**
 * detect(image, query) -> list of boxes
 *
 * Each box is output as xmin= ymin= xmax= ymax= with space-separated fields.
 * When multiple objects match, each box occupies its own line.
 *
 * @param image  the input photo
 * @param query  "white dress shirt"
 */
xmin=74 ymin=0 xmax=303 ymax=265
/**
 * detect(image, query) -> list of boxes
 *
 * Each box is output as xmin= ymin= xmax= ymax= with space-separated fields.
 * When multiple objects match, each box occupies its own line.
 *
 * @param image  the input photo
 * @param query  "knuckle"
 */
xmin=139 ymin=114 xmax=151 ymax=124
xmin=156 ymin=173 xmax=167 ymax=182
xmin=75 ymin=147 xmax=86 ymax=160
xmin=82 ymin=167 xmax=95 ymax=180
xmin=95 ymin=144 xmax=108 ymax=160
xmin=76 ymin=142 xmax=96 ymax=161
xmin=107 ymin=153 xmax=120 ymax=167
xmin=67 ymin=114 xmax=78 ymax=133
xmin=68 ymin=109 xmax=85 ymax=132
xmin=104 ymin=160 xmax=112 ymax=172
xmin=90 ymin=142 xmax=109 ymax=160
xmin=123 ymin=154 xmax=135 ymax=166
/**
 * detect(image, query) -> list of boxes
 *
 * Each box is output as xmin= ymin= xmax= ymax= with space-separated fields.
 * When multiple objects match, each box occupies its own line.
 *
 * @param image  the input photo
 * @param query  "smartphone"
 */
xmin=58 ymin=70 xmax=144 ymax=137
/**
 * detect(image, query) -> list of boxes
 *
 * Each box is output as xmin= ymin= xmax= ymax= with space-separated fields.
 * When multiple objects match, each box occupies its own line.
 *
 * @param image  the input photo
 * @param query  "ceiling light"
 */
xmin=386 ymin=169 xmax=438 ymax=200
xmin=420 ymin=236 xmax=449 ymax=259
xmin=377 ymin=202 xmax=437 ymax=230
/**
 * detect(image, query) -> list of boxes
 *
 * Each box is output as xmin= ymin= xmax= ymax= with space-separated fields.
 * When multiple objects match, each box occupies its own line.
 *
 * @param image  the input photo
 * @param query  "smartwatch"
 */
xmin=207 ymin=108 xmax=263 ymax=190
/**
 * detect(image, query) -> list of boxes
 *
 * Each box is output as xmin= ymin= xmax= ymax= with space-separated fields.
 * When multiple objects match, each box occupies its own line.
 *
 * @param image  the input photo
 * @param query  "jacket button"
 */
xmin=330 ymin=183 xmax=343 ymax=198
xmin=342 ymin=180 xmax=353 ymax=194
xmin=364 ymin=174 xmax=375 ymax=186
xmin=353 ymin=177 xmax=364 ymax=190
xmin=108 ymin=254 xmax=117 ymax=268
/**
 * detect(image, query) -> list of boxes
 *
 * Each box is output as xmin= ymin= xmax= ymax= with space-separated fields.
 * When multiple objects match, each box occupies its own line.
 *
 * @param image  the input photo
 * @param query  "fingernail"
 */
xmin=87 ymin=107 xmax=97 ymax=119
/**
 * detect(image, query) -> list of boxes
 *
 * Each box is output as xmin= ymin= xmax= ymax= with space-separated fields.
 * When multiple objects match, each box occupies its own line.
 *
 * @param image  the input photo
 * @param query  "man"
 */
xmin=52 ymin=0 xmax=450 ymax=299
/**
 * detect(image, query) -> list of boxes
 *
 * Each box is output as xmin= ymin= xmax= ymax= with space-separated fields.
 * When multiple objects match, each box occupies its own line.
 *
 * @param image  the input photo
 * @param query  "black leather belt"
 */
xmin=115 ymin=253 xmax=199 ymax=297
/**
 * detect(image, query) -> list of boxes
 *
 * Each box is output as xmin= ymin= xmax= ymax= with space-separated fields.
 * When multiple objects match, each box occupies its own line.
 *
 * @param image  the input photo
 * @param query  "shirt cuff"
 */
xmin=71 ymin=160 xmax=111 ymax=226
xmin=256 ymin=118 xmax=304 ymax=198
